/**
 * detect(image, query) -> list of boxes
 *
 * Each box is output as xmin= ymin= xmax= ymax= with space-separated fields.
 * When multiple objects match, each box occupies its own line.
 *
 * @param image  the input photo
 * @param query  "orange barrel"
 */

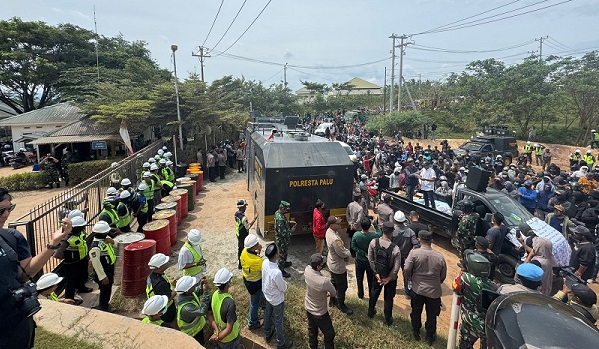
xmin=160 ymin=196 xmax=181 ymax=225
xmin=112 ymin=233 xmax=145 ymax=286
xmin=189 ymin=163 xmax=202 ymax=173
xmin=176 ymin=177 xmax=191 ymax=186
xmin=121 ymin=239 xmax=156 ymax=297
xmin=142 ymin=220 xmax=171 ymax=256
xmin=187 ymin=173 xmax=200 ymax=194
xmin=182 ymin=180 xmax=197 ymax=203
xmin=153 ymin=209 xmax=177 ymax=247
xmin=170 ymin=189 xmax=188 ymax=219
xmin=177 ymin=183 xmax=194 ymax=211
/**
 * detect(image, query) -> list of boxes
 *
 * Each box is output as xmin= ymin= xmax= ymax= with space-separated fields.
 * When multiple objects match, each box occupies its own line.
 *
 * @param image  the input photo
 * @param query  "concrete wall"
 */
xmin=11 ymin=123 xmax=67 ymax=150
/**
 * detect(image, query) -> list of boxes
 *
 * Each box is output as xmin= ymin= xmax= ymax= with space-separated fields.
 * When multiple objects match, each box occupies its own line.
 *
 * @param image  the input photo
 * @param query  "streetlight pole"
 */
xmin=171 ymin=45 xmax=184 ymax=150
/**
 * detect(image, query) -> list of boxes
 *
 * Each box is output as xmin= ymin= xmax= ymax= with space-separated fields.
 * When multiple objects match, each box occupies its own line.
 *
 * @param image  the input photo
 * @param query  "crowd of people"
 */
xmin=197 ymin=139 xmax=246 ymax=183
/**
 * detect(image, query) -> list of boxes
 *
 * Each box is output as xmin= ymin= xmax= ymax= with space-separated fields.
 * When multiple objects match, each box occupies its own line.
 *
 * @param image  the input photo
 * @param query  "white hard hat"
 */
xmin=120 ymin=178 xmax=131 ymax=186
xmin=143 ymin=171 xmax=151 ymax=178
xmin=159 ymin=159 xmax=166 ymax=165
xmin=36 ymin=273 xmax=63 ymax=290
xmin=213 ymin=268 xmax=233 ymax=286
xmin=526 ymin=141 xmax=530 ymax=144
xmin=92 ymin=221 xmax=111 ymax=234
xmin=576 ymin=149 xmax=581 ymax=153
xmin=107 ymin=187 xmax=118 ymax=196
xmin=143 ymin=162 xmax=151 ymax=168
xmin=142 ymin=295 xmax=168 ymax=316
xmin=244 ymin=234 xmax=259 ymax=249
xmin=165 ymin=152 xmax=172 ymax=158
xmin=459 ymin=167 xmax=466 ymax=171
xmin=592 ymin=129 xmax=596 ymax=133
xmin=162 ymin=146 xmax=168 ymax=151
xmin=148 ymin=158 xmax=156 ymax=163
xmin=394 ymin=211 xmax=407 ymax=223
xmin=587 ymin=150 xmax=592 ymax=154
xmin=138 ymin=183 xmax=147 ymax=191
xmin=111 ymin=162 xmax=119 ymax=168
xmin=150 ymin=164 xmax=159 ymax=171
xmin=188 ymin=229 xmax=202 ymax=246
xmin=496 ymin=155 xmax=502 ymax=159
xmin=119 ymin=190 xmax=131 ymax=199
xmin=157 ymin=149 xmax=164 ymax=156
xmin=534 ymin=144 xmax=539 ymax=147
xmin=71 ymin=216 xmax=87 ymax=227
xmin=175 ymin=276 xmax=199 ymax=293
xmin=166 ymin=161 xmax=173 ymax=166
xmin=154 ymin=155 xmax=161 ymax=160
xmin=67 ymin=209 xmax=84 ymax=219
xmin=148 ymin=253 xmax=169 ymax=269
xmin=394 ymin=167 xmax=402 ymax=173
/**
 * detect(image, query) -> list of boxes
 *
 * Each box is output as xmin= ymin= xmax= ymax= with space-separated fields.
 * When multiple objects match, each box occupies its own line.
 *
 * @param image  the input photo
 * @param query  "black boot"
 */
xmin=337 ymin=299 xmax=353 ymax=315
xmin=329 ymin=297 xmax=337 ymax=307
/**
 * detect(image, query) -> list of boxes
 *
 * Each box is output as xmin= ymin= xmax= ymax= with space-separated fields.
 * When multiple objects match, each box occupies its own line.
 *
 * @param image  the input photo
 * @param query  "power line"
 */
xmin=411 ymin=40 xmax=535 ymax=54
xmin=547 ymin=36 xmax=572 ymax=51
xmin=210 ymin=0 xmax=248 ymax=51
xmin=202 ymin=0 xmax=226 ymax=47
xmin=262 ymin=68 xmax=284 ymax=84
xmin=213 ymin=0 xmax=273 ymax=56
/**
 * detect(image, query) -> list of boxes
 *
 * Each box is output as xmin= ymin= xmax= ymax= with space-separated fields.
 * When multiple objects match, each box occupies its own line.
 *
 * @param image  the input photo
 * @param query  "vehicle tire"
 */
xmin=495 ymin=254 xmax=518 ymax=284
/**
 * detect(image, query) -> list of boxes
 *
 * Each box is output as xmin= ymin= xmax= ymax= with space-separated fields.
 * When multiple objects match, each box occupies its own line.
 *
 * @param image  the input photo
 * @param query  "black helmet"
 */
xmin=465 ymin=251 xmax=490 ymax=278
xmin=462 ymin=200 xmax=475 ymax=213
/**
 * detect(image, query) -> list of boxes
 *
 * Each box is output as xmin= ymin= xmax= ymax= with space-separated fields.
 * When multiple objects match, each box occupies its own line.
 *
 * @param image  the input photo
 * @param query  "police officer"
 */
xmin=150 ymin=163 xmax=163 ymax=204
xmin=119 ymin=178 xmax=135 ymax=198
xmin=534 ymin=143 xmax=544 ymax=166
xmin=274 ymin=201 xmax=295 ymax=277
xmin=570 ymin=149 xmax=582 ymax=167
xmin=210 ymin=268 xmax=241 ymax=347
xmin=584 ymin=149 xmax=596 ymax=168
xmin=523 ymin=141 xmax=533 ymax=165
xmin=132 ymin=183 xmax=149 ymax=232
xmin=147 ymin=253 xmax=177 ymax=326
xmin=142 ymin=295 xmax=172 ymax=327
xmin=304 ymin=254 xmax=337 ymax=349
xmin=453 ymin=251 xmax=497 ymax=349
xmin=165 ymin=160 xmax=176 ymax=182
xmin=142 ymin=171 xmax=155 ymax=218
xmin=89 ymin=221 xmax=116 ymax=311
xmin=98 ymin=197 xmax=120 ymax=236
xmin=116 ymin=190 xmax=132 ymax=233
xmin=53 ymin=215 xmax=92 ymax=302
xmin=178 ymin=229 xmax=206 ymax=279
xmin=326 ymin=216 xmax=353 ymax=315
xmin=235 ymin=199 xmax=257 ymax=269
xmin=176 ymin=276 xmax=212 ymax=344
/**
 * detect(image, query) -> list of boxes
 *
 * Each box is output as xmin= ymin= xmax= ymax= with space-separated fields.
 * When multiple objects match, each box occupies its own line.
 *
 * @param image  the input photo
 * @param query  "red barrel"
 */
xmin=197 ymin=171 xmax=203 ymax=191
xmin=121 ymin=239 xmax=156 ymax=297
xmin=182 ymin=180 xmax=197 ymax=204
xmin=161 ymin=196 xmax=181 ymax=225
xmin=170 ymin=189 xmax=188 ymax=219
xmin=142 ymin=220 xmax=171 ymax=256
xmin=153 ymin=209 xmax=177 ymax=246
xmin=177 ymin=183 xmax=194 ymax=212
xmin=187 ymin=173 xmax=200 ymax=194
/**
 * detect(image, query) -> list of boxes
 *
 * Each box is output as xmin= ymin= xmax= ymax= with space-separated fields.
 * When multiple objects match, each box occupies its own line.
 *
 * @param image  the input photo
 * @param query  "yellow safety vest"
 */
xmin=64 ymin=231 xmax=88 ymax=262
xmin=535 ymin=147 xmax=543 ymax=155
xmin=584 ymin=154 xmax=595 ymax=166
xmin=177 ymin=293 xmax=206 ymax=336
xmin=142 ymin=317 xmax=164 ymax=326
xmin=182 ymin=242 xmax=204 ymax=276
xmin=595 ymin=133 xmax=599 ymax=141
xmin=524 ymin=145 xmax=532 ymax=154
xmin=146 ymin=273 xmax=174 ymax=307
xmin=240 ymin=249 xmax=262 ymax=282
xmin=116 ymin=203 xmax=132 ymax=228
xmin=100 ymin=208 xmax=119 ymax=226
xmin=211 ymin=291 xmax=240 ymax=343
xmin=93 ymin=240 xmax=116 ymax=265
xmin=48 ymin=292 xmax=59 ymax=302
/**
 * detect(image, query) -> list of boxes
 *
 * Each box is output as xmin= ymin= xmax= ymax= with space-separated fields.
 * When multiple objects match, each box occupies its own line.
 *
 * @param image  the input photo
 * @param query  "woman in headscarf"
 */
xmin=524 ymin=236 xmax=557 ymax=295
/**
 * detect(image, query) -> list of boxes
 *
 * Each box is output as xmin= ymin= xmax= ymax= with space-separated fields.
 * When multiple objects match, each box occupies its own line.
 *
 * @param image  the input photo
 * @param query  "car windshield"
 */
xmin=488 ymin=195 xmax=533 ymax=226
xmin=460 ymin=142 xmax=484 ymax=151
xmin=342 ymin=145 xmax=354 ymax=155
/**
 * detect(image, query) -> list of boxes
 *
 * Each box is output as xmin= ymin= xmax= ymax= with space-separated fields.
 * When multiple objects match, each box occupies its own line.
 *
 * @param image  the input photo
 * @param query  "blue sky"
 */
xmin=4 ymin=0 xmax=598 ymax=91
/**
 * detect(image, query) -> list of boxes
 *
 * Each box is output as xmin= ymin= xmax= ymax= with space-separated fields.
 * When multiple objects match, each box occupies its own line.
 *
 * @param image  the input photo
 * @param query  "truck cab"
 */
xmin=454 ymin=126 xmax=519 ymax=164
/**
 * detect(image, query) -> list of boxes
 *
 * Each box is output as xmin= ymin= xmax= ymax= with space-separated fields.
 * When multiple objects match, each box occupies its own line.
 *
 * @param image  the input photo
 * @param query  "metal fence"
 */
xmin=8 ymin=140 xmax=164 ymax=273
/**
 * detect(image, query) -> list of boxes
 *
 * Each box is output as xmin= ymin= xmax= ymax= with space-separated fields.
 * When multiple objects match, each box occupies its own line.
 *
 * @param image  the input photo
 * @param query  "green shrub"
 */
xmin=68 ymin=160 xmax=114 ymax=185
xmin=0 ymin=172 xmax=48 ymax=191
xmin=366 ymin=110 xmax=432 ymax=137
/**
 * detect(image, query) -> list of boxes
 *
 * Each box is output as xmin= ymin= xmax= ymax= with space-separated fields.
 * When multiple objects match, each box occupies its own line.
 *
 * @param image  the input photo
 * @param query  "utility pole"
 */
xmin=171 ymin=45 xmax=184 ymax=150
xmin=389 ymin=34 xmax=398 ymax=112
xmin=283 ymin=63 xmax=288 ymax=88
xmin=397 ymin=34 xmax=408 ymax=112
xmin=383 ymin=67 xmax=387 ymax=113
xmin=535 ymin=36 xmax=548 ymax=62
xmin=192 ymin=46 xmax=210 ymax=82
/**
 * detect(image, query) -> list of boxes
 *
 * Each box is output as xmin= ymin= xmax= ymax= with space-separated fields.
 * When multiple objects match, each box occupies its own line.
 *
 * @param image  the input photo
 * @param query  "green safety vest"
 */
xmin=93 ymin=240 xmax=116 ymax=265
xmin=524 ymin=144 xmax=532 ymax=153
xmin=162 ymin=180 xmax=174 ymax=190
xmin=167 ymin=167 xmax=175 ymax=182
xmin=584 ymin=154 xmax=595 ymax=166
xmin=146 ymin=273 xmax=174 ymax=307
xmin=100 ymin=208 xmax=119 ymax=226
xmin=211 ymin=291 xmax=240 ymax=343
xmin=48 ymin=292 xmax=59 ymax=302
xmin=64 ymin=231 xmax=88 ymax=262
xmin=535 ymin=147 xmax=543 ymax=155
xmin=142 ymin=317 xmax=164 ymax=326
xmin=143 ymin=181 xmax=154 ymax=200
xmin=116 ymin=203 xmax=132 ymax=228
xmin=571 ymin=153 xmax=581 ymax=161
xmin=177 ymin=293 xmax=206 ymax=336
xmin=161 ymin=168 xmax=169 ymax=181
xmin=182 ymin=242 xmax=204 ymax=276
xmin=138 ymin=193 xmax=149 ymax=213
xmin=595 ymin=133 xmax=599 ymax=141
xmin=151 ymin=174 xmax=162 ymax=192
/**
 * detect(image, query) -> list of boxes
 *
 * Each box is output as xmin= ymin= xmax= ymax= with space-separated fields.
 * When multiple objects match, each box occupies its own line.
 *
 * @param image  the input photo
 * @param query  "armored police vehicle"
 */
xmin=245 ymin=117 xmax=354 ymax=239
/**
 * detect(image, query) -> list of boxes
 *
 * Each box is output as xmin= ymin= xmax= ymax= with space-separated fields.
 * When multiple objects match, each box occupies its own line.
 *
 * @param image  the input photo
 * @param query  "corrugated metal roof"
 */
xmin=0 ymin=101 xmax=18 ymax=118
xmin=345 ymin=77 xmax=381 ymax=89
xmin=0 ymin=102 xmax=84 ymax=126
xmin=29 ymin=117 xmax=122 ymax=145
xmin=30 ymin=134 xmax=122 ymax=145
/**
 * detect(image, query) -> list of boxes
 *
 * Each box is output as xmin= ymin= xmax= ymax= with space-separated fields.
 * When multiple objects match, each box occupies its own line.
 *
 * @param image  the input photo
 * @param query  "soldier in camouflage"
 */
xmin=453 ymin=252 xmax=497 ymax=349
xmin=274 ymin=200 xmax=295 ymax=278
xmin=40 ymin=153 xmax=60 ymax=188
xmin=455 ymin=201 xmax=479 ymax=257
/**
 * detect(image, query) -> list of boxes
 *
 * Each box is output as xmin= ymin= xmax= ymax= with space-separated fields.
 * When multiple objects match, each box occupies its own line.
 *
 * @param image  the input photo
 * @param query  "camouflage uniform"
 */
xmin=42 ymin=157 xmax=60 ymax=187
xmin=274 ymin=210 xmax=291 ymax=271
xmin=454 ymin=271 xmax=495 ymax=349
xmin=456 ymin=212 xmax=480 ymax=257
xmin=61 ymin=153 xmax=71 ymax=186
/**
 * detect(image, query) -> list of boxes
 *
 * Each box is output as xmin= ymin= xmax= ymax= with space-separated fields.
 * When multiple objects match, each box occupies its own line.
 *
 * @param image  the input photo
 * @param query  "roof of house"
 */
xmin=295 ymin=87 xmax=313 ymax=95
xmin=30 ymin=117 xmax=122 ymax=145
xmin=0 ymin=101 xmax=18 ymax=119
xmin=0 ymin=102 xmax=85 ymax=126
xmin=344 ymin=77 xmax=381 ymax=90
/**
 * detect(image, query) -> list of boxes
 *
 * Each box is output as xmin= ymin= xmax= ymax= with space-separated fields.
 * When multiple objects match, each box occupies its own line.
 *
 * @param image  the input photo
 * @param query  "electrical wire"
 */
xmin=547 ymin=36 xmax=572 ymax=51
xmin=210 ymin=0 xmax=248 ymax=51
xmin=202 ymin=0 xmax=226 ymax=47
xmin=262 ymin=68 xmax=284 ymax=84
xmin=411 ymin=40 xmax=535 ymax=54
xmin=213 ymin=0 xmax=273 ymax=56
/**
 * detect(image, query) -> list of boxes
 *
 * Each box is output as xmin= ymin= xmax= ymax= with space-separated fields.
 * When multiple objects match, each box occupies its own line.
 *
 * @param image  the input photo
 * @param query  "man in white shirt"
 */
xmin=262 ymin=244 xmax=293 ymax=348
xmin=419 ymin=161 xmax=437 ymax=209
xmin=177 ymin=229 xmax=206 ymax=279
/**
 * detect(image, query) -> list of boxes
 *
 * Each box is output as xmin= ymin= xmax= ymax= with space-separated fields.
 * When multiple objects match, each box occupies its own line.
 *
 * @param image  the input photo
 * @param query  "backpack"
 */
xmin=374 ymin=238 xmax=396 ymax=278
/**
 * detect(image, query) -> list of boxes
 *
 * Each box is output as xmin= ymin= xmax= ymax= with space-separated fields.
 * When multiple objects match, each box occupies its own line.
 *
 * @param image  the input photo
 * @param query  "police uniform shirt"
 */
xmin=89 ymin=239 xmax=111 ymax=281
xmin=325 ymin=228 xmax=351 ymax=274
xmin=304 ymin=265 xmax=337 ymax=316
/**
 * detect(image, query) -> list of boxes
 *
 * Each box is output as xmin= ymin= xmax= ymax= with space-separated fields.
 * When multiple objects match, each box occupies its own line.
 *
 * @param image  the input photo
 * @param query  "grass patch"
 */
xmin=229 ymin=277 xmax=447 ymax=349
xmin=35 ymin=327 xmax=102 ymax=349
